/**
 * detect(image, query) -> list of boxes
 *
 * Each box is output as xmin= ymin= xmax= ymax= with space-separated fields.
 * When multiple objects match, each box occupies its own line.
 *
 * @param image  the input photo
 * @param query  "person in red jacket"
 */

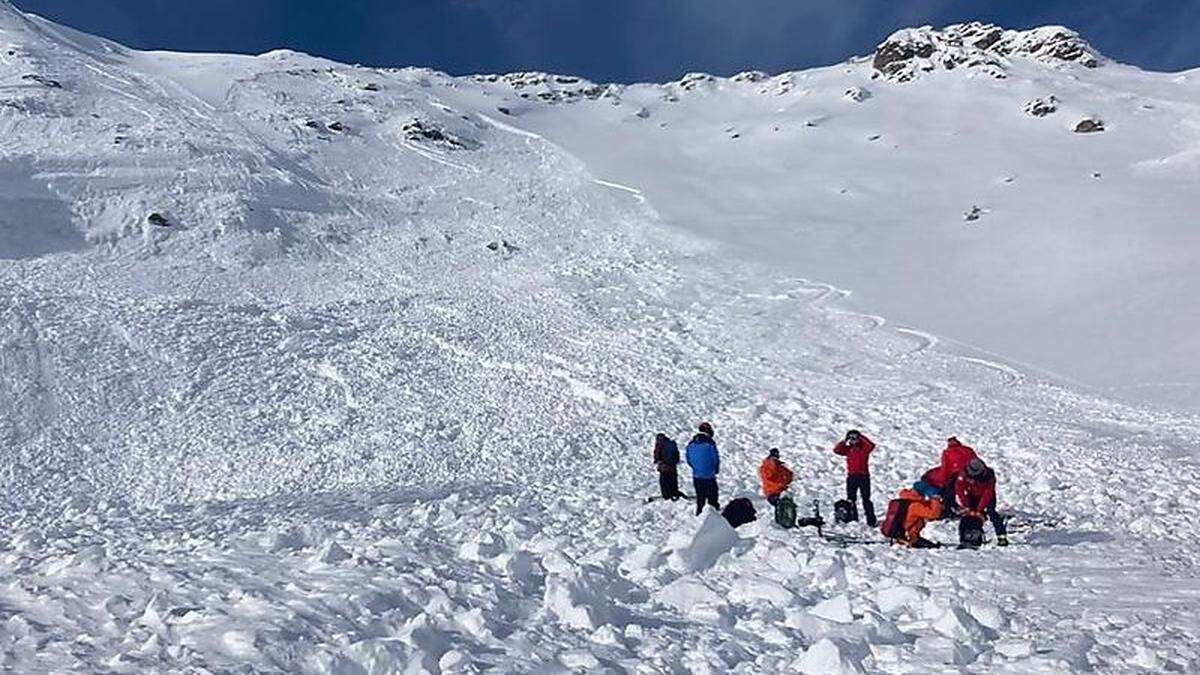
xmin=833 ymin=429 xmax=877 ymax=527
xmin=942 ymin=437 xmax=977 ymax=475
xmin=758 ymin=448 xmax=794 ymax=505
xmin=956 ymin=458 xmax=1008 ymax=546
xmin=938 ymin=437 xmax=978 ymax=511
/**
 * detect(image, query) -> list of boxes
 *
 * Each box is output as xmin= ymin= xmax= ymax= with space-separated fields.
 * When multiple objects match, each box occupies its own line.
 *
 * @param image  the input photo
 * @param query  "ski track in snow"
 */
xmin=0 ymin=5 xmax=1199 ymax=673
xmin=594 ymin=178 xmax=649 ymax=204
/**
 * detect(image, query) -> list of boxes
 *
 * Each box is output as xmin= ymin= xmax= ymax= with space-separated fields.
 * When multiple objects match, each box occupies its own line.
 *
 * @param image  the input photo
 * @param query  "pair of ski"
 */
xmin=793 ymin=500 xmax=887 ymax=546
xmin=645 ymin=494 xmax=692 ymax=503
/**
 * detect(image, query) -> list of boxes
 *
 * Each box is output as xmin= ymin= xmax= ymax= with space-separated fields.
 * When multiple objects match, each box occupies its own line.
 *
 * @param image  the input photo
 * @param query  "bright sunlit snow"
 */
xmin=1 ymin=4 xmax=1199 ymax=672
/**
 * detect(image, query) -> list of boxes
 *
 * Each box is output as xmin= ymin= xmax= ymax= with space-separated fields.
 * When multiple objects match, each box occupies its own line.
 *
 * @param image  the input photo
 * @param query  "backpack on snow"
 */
xmin=722 ymin=497 xmax=757 ymax=528
xmin=774 ymin=496 xmax=798 ymax=529
xmin=958 ymin=515 xmax=984 ymax=549
xmin=880 ymin=498 xmax=911 ymax=540
xmin=834 ymin=499 xmax=858 ymax=524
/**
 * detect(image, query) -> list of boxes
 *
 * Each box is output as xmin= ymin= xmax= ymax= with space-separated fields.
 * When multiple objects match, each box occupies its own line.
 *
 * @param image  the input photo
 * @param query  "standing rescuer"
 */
xmin=833 ymin=429 xmax=878 ymax=527
xmin=652 ymin=433 xmax=684 ymax=501
xmin=685 ymin=422 xmax=720 ymax=515
xmin=758 ymin=448 xmax=794 ymax=506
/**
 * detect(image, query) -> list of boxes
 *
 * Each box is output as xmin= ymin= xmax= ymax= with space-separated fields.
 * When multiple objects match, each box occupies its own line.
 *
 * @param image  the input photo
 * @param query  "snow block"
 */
xmin=543 ymin=574 xmax=607 ymax=630
xmin=932 ymin=605 xmax=990 ymax=645
xmin=667 ymin=509 xmax=738 ymax=573
xmin=729 ymin=574 xmax=794 ymax=607
xmin=656 ymin=576 xmax=726 ymax=621
xmin=914 ymin=636 xmax=977 ymax=665
xmin=875 ymin=585 xmax=928 ymax=615
xmin=810 ymin=594 xmax=855 ymax=624
xmin=792 ymin=638 xmax=866 ymax=675
xmin=312 ymin=540 xmax=352 ymax=564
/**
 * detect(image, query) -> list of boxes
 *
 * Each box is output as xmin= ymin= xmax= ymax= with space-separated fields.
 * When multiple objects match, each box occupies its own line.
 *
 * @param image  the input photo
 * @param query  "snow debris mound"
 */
xmin=873 ymin=22 xmax=1103 ymax=82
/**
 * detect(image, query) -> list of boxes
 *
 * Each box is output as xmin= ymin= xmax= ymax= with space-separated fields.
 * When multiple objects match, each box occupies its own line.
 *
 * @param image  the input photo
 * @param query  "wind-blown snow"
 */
xmin=2 ymin=1 xmax=1200 ymax=672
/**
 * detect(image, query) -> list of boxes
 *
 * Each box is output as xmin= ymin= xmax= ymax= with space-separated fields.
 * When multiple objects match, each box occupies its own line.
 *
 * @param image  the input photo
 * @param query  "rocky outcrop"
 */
xmin=873 ymin=23 xmax=1103 ymax=82
xmin=672 ymin=72 xmax=716 ymax=93
xmin=401 ymin=119 xmax=480 ymax=150
xmin=844 ymin=87 xmax=871 ymax=103
xmin=1024 ymin=95 xmax=1058 ymax=117
xmin=731 ymin=70 xmax=768 ymax=84
xmin=1074 ymin=118 xmax=1105 ymax=133
xmin=472 ymin=72 xmax=620 ymax=105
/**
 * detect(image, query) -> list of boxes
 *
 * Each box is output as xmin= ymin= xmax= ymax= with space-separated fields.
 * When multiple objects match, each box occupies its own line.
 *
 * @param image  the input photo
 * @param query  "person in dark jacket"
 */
xmin=652 ymin=433 xmax=684 ymax=501
xmin=833 ymin=429 xmax=877 ymax=526
xmin=956 ymin=458 xmax=1008 ymax=546
xmin=685 ymin=422 xmax=720 ymax=515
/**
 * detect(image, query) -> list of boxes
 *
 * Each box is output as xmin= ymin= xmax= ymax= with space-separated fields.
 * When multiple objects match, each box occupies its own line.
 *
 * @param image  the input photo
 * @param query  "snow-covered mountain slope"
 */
xmin=2 ymin=2 xmax=1200 ymax=671
xmin=447 ymin=23 xmax=1200 ymax=411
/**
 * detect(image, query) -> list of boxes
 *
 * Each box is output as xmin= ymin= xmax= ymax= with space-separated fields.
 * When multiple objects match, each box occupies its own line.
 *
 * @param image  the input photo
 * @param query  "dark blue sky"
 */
xmin=13 ymin=1 xmax=1200 ymax=81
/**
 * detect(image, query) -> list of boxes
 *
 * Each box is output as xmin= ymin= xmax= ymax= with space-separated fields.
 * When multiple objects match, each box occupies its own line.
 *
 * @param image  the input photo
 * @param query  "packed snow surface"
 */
xmin=2 ymin=1 xmax=1200 ymax=672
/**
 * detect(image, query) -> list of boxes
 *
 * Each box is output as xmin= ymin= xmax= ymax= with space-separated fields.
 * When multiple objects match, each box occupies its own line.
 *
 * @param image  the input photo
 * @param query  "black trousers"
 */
xmin=659 ymin=471 xmax=682 ymax=500
xmin=846 ymin=474 xmax=877 ymax=526
xmin=985 ymin=497 xmax=1008 ymax=537
xmin=694 ymin=478 xmax=719 ymax=515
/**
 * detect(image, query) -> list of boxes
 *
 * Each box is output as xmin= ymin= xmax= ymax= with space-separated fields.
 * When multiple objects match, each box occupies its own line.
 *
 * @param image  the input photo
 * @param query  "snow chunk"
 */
xmin=876 ymin=585 xmax=929 ymax=614
xmin=810 ymin=594 xmax=855 ymax=623
xmin=667 ymin=509 xmax=738 ymax=573
xmin=311 ymin=540 xmax=352 ymax=564
xmin=932 ymin=605 xmax=990 ymax=644
xmin=995 ymin=638 xmax=1034 ymax=658
xmin=657 ymin=576 xmax=726 ymax=620
xmin=792 ymin=638 xmax=866 ymax=675
xmin=914 ymin=635 xmax=977 ymax=665
xmin=729 ymin=574 xmax=795 ymax=607
xmin=457 ymin=532 xmax=506 ymax=562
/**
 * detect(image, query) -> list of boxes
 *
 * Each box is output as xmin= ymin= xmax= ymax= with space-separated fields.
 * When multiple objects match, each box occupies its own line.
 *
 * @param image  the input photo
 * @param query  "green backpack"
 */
xmin=774 ymin=496 xmax=798 ymax=529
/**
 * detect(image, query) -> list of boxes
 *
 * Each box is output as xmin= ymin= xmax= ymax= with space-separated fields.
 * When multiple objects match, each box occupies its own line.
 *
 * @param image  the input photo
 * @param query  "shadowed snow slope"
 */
xmin=2 ymin=2 xmax=1200 ymax=672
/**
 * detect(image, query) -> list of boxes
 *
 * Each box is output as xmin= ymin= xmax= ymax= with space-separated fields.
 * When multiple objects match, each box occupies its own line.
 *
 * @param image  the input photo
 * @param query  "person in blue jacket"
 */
xmin=686 ymin=422 xmax=721 ymax=515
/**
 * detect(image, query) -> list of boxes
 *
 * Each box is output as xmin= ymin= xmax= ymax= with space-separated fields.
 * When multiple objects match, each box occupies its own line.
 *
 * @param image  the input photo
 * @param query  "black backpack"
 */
xmin=722 ymin=497 xmax=757 ymax=528
xmin=958 ymin=515 xmax=984 ymax=549
xmin=774 ymin=496 xmax=797 ymax=529
xmin=663 ymin=438 xmax=680 ymax=465
xmin=834 ymin=499 xmax=858 ymax=523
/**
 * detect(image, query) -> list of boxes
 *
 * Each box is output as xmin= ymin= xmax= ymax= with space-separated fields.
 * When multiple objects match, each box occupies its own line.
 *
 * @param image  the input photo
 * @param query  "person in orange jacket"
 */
xmin=758 ymin=448 xmax=794 ymax=505
xmin=882 ymin=489 xmax=944 ymax=548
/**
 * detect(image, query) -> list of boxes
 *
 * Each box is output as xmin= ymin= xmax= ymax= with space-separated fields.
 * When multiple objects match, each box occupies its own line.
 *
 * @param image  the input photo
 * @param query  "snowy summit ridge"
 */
xmin=872 ymin=22 xmax=1104 ymax=82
